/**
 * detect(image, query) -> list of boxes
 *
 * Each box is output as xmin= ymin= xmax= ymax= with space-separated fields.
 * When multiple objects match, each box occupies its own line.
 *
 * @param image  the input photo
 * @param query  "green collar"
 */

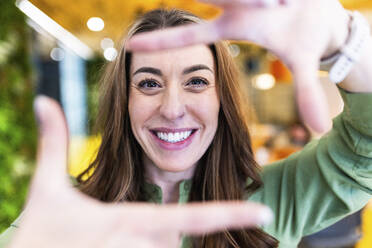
xmin=143 ymin=179 xmax=192 ymax=204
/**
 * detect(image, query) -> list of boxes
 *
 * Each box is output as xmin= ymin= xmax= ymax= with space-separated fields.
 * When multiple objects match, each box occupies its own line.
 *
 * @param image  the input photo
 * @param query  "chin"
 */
xmin=155 ymin=159 xmax=195 ymax=173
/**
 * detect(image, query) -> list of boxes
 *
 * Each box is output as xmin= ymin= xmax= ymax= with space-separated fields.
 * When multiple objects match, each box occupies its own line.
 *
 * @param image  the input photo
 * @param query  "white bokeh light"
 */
xmin=252 ymin=73 xmax=276 ymax=90
xmin=87 ymin=17 xmax=104 ymax=32
xmin=104 ymin=47 xmax=117 ymax=61
xmin=100 ymin=37 xmax=114 ymax=50
xmin=50 ymin=47 xmax=65 ymax=61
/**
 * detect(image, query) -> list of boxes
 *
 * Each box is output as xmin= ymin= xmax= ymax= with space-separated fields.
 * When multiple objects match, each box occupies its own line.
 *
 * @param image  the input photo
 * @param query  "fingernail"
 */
xmin=259 ymin=207 xmax=273 ymax=225
xmin=33 ymin=96 xmax=48 ymax=134
xmin=34 ymin=97 xmax=43 ymax=129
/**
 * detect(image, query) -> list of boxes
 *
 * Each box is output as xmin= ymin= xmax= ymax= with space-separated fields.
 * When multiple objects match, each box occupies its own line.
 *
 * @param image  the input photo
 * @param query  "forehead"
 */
xmin=130 ymin=45 xmax=215 ymax=74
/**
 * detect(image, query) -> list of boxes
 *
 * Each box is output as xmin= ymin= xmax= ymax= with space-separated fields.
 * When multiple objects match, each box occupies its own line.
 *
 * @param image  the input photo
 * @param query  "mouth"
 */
xmin=149 ymin=128 xmax=198 ymax=151
xmin=150 ymin=128 xmax=198 ymax=143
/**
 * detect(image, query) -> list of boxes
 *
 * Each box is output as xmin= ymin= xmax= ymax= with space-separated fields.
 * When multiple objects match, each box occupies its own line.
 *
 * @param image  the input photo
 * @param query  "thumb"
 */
xmin=32 ymin=96 xmax=70 ymax=190
xmin=127 ymin=21 xmax=220 ymax=52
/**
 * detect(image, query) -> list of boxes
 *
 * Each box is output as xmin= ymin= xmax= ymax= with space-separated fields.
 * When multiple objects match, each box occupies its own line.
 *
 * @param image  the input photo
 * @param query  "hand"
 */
xmin=128 ymin=0 xmax=351 ymax=133
xmin=9 ymin=96 xmax=272 ymax=248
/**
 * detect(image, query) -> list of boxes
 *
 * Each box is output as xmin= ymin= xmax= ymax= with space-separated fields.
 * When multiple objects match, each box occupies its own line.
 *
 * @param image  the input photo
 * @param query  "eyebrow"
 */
xmin=182 ymin=64 xmax=213 ymax=75
xmin=133 ymin=67 xmax=162 ymax=76
xmin=132 ymin=64 xmax=213 ymax=77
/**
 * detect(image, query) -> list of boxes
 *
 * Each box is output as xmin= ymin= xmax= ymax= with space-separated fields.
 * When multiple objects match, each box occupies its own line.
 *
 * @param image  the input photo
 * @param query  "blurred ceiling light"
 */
xmin=252 ymin=73 xmax=276 ymax=90
xmin=100 ymin=37 xmax=114 ymax=50
xmin=104 ymin=47 xmax=117 ymax=61
xmin=50 ymin=47 xmax=65 ymax=61
xmin=16 ymin=0 xmax=93 ymax=60
xmin=87 ymin=17 xmax=104 ymax=32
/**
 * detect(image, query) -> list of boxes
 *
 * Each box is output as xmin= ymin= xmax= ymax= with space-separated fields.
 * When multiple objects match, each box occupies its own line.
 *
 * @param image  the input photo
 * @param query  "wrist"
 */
xmin=320 ymin=11 xmax=370 ymax=84
xmin=338 ymin=38 xmax=372 ymax=93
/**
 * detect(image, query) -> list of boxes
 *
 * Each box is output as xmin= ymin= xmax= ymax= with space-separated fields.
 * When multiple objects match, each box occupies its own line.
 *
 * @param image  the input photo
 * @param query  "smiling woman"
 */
xmin=76 ymin=9 xmax=277 ymax=247
xmin=69 ymin=7 xmax=372 ymax=248
xmin=3 ymin=3 xmax=372 ymax=248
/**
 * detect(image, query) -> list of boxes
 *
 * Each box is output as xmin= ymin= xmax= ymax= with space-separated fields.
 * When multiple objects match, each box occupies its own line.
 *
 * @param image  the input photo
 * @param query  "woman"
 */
xmin=77 ymin=8 xmax=277 ymax=247
xmin=2 ymin=0 xmax=372 ymax=247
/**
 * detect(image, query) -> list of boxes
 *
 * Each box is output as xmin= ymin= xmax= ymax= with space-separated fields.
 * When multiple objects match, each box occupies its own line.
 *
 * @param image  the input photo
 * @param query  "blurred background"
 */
xmin=0 ymin=0 xmax=371 ymax=247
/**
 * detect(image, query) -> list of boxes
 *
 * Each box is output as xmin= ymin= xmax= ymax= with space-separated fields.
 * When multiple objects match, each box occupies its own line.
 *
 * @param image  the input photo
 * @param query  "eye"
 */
xmin=186 ymin=78 xmax=209 ymax=88
xmin=138 ymin=79 xmax=161 ymax=89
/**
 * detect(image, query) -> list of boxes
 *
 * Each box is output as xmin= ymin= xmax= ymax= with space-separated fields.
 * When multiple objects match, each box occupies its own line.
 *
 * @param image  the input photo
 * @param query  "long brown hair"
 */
xmin=77 ymin=8 xmax=278 ymax=248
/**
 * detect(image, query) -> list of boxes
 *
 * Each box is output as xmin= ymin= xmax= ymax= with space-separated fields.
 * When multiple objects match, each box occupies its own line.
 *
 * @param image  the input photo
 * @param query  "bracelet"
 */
xmin=320 ymin=11 xmax=371 ymax=83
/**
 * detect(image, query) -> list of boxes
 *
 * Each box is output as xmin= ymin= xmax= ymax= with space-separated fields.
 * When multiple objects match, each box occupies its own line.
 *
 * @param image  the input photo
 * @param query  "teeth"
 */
xmin=156 ymin=130 xmax=193 ymax=143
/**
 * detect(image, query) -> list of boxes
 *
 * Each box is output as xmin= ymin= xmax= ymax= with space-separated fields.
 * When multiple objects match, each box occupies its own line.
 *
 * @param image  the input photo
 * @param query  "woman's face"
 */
xmin=128 ymin=45 xmax=220 ymax=172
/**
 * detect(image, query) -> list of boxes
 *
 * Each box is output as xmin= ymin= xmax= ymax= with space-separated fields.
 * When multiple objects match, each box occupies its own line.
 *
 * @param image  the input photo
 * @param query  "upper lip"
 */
xmin=150 ymin=127 xmax=198 ymax=133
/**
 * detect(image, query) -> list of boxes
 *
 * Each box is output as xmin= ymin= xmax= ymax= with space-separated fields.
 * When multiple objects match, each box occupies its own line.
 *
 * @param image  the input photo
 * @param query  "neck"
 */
xmin=143 ymin=155 xmax=196 ymax=204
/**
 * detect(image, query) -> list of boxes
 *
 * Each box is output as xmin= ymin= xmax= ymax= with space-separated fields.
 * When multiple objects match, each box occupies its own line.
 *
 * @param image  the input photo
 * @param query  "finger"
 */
xmin=199 ymin=0 xmax=284 ymax=7
xmin=166 ymin=202 xmax=273 ymax=234
xmin=127 ymin=22 xmax=220 ymax=52
xmin=32 ymin=96 xmax=69 ymax=189
xmin=292 ymin=60 xmax=332 ymax=133
xmin=119 ymin=202 xmax=273 ymax=235
xmin=127 ymin=7 xmax=291 ymax=52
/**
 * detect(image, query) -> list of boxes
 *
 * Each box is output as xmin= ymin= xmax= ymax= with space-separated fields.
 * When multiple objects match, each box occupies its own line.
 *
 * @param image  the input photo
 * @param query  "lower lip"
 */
xmin=150 ymin=130 xmax=198 ymax=151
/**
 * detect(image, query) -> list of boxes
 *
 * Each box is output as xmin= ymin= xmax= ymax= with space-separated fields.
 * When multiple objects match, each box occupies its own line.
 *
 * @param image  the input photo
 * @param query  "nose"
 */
xmin=159 ymin=85 xmax=185 ymax=121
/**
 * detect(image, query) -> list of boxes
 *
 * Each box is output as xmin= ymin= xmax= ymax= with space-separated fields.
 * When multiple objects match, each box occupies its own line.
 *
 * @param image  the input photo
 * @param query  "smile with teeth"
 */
xmin=153 ymin=130 xmax=195 ymax=143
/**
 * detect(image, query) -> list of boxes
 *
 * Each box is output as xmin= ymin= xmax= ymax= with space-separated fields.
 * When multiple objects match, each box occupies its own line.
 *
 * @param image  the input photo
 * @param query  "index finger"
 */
xmin=127 ymin=22 xmax=220 ymax=52
xmin=168 ymin=202 xmax=273 ymax=235
xmin=119 ymin=201 xmax=273 ymax=235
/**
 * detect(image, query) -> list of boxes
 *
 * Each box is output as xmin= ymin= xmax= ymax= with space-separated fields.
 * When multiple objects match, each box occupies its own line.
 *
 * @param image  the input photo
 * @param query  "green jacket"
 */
xmin=1 ymin=86 xmax=372 ymax=248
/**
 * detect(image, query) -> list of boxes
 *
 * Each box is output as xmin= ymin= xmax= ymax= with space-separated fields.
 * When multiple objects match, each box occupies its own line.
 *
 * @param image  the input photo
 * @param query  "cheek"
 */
xmin=128 ymin=93 xmax=157 ymax=132
xmin=189 ymin=90 xmax=220 ymax=131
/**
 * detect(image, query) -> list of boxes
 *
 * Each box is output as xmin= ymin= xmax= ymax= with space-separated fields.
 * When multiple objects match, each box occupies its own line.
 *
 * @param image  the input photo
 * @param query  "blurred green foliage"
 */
xmin=86 ymin=56 xmax=105 ymax=134
xmin=0 ymin=0 xmax=104 ymax=233
xmin=0 ymin=0 xmax=36 ymax=232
